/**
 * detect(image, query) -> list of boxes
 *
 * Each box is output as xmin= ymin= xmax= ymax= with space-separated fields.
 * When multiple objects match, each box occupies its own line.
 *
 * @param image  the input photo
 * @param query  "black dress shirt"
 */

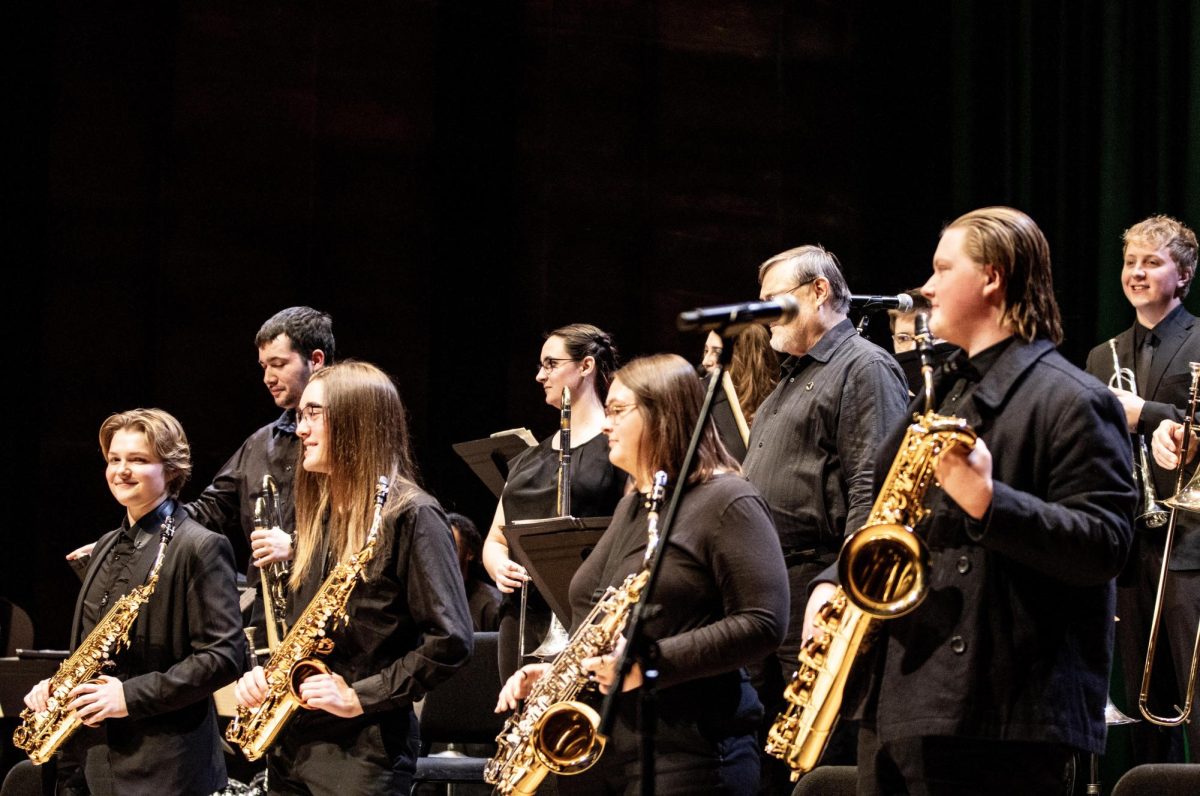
xmin=743 ymin=319 xmax=909 ymax=554
xmin=187 ymin=410 xmax=300 ymax=569
xmin=283 ymin=489 xmax=473 ymax=742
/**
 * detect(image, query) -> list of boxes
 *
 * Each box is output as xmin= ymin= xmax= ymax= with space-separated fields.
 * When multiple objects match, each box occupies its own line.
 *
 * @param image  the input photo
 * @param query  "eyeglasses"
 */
xmin=298 ymin=404 xmax=325 ymax=423
xmin=764 ymin=276 xmax=818 ymax=302
xmin=538 ymin=357 xmax=577 ymax=373
xmin=603 ymin=403 xmax=638 ymax=422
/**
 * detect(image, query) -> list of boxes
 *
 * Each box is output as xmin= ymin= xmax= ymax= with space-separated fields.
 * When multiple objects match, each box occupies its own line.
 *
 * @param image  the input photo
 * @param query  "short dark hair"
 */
xmin=447 ymin=512 xmax=482 ymax=560
xmin=887 ymin=288 xmax=932 ymax=332
xmin=255 ymin=307 xmax=335 ymax=362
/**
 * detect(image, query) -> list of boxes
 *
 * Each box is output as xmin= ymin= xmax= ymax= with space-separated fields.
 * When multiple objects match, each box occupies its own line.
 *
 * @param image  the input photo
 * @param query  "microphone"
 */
xmin=849 ymin=293 xmax=914 ymax=311
xmin=677 ymin=295 xmax=800 ymax=333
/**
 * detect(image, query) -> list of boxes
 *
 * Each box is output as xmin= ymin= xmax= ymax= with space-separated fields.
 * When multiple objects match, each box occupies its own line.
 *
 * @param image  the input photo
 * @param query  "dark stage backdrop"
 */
xmin=4 ymin=0 xmax=1197 ymax=703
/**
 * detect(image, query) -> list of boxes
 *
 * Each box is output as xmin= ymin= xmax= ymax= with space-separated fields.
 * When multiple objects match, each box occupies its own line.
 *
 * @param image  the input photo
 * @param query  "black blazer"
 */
xmin=70 ymin=504 xmax=246 ymax=796
xmin=851 ymin=339 xmax=1136 ymax=755
xmin=1085 ymin=306 xmax=1199 ymax=569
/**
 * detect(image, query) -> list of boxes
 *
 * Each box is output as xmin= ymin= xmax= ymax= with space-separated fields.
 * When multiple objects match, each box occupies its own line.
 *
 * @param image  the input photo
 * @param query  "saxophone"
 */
xmin=765 ymin=314 xmax=976 ymax=779
xmin=13 ymin=517 xmax=177 ymax=765
xmin=485 ymin=471 xmax=669 ymax=796
xmin=225 ymin=476 xmax=390 ymax=762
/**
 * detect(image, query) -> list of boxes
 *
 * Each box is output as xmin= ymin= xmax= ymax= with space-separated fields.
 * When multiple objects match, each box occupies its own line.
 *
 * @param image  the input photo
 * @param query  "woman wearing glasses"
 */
xmin=497 ymin=354 xmax=789 ymax=794
xmin=482 ymin=323 xmax=628 ymax=680
xmin=233 ymin=361 xmax=472 ymax=794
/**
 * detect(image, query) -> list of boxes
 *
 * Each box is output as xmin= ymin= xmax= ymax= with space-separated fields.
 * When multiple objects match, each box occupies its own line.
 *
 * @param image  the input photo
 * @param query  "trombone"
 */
xmin=1138 ymin=360 xmax=1200 ymax=727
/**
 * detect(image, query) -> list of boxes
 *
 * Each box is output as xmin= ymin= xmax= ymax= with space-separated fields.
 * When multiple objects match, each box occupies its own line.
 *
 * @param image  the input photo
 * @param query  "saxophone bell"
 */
xmin=530 ymin=700 xmax=607 ymax=774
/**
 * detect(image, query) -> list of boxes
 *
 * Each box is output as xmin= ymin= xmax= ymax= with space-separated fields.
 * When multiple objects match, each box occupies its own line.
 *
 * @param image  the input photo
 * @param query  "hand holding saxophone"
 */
xmin=932 ymin=436 xmax=994 ymax=520
xmin=580 ymin=633 xmax=641 ymax=694
xmin=296 ymin=671 xmax=362 ymax=718
xmin=250 ymin=526 xmax=293 ymax=568
xmin=234 ymin=666 xmax=269 ymax=708
xmin=234 ymin=659 xmax=363 ymax=719
xmin=495 ymin=662 xmax=551 ymax=712
xmin=67 ymin=675 xmax=128 ymax=726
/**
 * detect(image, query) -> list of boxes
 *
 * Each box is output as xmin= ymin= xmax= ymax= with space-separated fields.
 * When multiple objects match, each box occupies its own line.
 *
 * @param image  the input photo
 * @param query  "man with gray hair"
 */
xmin=743 ymin=244 xmax=908 ymax=785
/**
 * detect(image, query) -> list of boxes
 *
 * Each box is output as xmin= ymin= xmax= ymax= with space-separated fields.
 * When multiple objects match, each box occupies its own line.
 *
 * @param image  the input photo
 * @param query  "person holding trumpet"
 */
xmin=1084 ymin=214 xmax=1198 ymax=762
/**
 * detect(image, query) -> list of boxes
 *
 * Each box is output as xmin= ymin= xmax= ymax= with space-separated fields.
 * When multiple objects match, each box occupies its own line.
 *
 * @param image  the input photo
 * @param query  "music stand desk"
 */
xmin=503 ymin=516 xmax=611 ymax=625
xmin=452 ymin=431 xmax=535 ymax=499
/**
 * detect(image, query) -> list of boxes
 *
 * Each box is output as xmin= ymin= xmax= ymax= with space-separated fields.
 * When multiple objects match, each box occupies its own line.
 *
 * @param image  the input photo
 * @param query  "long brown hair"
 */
xmin=728 ymin=324 xmax=778 ymax=425
xmin=615 ymin=354 xmax=739 ymax=487
xmin=290 ymin=361 xmax=421 ymax=587
xmin=946 ymin=206 xmax=1063 ymax=345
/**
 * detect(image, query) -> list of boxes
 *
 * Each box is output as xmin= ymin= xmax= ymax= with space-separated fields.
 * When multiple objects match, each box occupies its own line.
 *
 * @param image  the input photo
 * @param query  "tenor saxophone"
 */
xmin=13 ymin=518 xmax=176 ymax=765
xmin=485 ymin=471 xmax=669 ymax=796
xmin=225 ymin=477 xmax=389 ymax=762
xmin=765 ymin=315 xmax=976 ymax=779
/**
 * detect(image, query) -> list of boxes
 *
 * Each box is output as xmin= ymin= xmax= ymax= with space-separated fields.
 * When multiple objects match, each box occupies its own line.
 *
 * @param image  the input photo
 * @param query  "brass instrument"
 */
xmin=14 ymin=518 xmax=177 ymax=764
xmin=766 ymin=314 xmax=976 ymax=778
xmin=1138 ymin=361 xmax=1200 ymax=726
xmin=1109 ymin=338 xmax=1169 ymax=529
xmin=254 ymin=474 xmax=290 ymax=652
xmin=225 ymin=477 xmax=390 ymax=761
xmin=519 ymin=387 xmax=572 ymax=664
xmin=486 ymin=471 xmax=669 ymax=796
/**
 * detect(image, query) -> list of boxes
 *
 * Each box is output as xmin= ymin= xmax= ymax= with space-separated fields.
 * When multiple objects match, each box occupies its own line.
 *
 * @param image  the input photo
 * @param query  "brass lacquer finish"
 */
xmin=486 ymin=472 xmax=668 ymax=796
xmin=225 ymin=477 xmax=389 ymax=761
xmin=14 ymin=518 xmax=176 ymax=764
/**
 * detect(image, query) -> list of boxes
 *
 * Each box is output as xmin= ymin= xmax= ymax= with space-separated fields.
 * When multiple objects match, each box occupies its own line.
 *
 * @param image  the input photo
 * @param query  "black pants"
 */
xmin=748 ymin=559 xmax=857 ymax=795
xmin=856 ymin=725 xmax=1075 ymax=796
xmin=267 ymin=715 xmax=419 ymax=796
xmin=1115 ymin=541 xmax=1199 ymax=763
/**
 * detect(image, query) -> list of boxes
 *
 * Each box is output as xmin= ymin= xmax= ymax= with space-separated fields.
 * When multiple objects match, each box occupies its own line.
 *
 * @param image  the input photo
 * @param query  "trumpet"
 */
xmin=1138 ymin=361 xmax=1200 ymax=727
xmin=1109 ymin=339 xmax=1169 ymax=530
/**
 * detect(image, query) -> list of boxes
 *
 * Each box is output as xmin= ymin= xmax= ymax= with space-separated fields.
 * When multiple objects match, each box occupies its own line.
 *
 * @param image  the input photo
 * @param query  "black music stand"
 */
xmin=452 ymin=429 xmax=536 ymax=499
xmin=503 ymin=516 xmax=610 ymax=625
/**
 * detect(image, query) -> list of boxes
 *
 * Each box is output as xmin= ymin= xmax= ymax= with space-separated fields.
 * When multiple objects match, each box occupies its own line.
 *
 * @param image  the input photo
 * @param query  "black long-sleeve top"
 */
xmin=187 ymin=411 xmax=299 ymax=571
xmin=283 ymin=489 xmax=473 ymax=741
xmin=569 ymin=474 xmax=789 ymax=733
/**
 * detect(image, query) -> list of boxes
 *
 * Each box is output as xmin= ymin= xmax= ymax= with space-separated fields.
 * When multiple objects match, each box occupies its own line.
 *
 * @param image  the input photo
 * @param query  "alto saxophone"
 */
xmin=765 ymin=313 xmax=976 ymax=779
xmin=485 ymin=471 xmax=669 ymax=796
xmin=225 ymin=476 xmax=390 ymax=762
xmin=14 ymin=517 xmax=177 ymax=765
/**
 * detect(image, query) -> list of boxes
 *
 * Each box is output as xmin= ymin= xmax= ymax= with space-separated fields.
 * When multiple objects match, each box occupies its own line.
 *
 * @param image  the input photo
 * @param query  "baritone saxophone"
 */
xmin=13 ymin=517 xmax=176 ymax=765
xmin=225 ymin=476 xmax=390 ymax=761
xmin=765 ymin=313 xmax=976 ymax=779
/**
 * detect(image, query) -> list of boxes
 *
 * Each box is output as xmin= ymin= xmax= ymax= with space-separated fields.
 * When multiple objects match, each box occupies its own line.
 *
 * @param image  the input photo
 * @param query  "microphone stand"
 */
xmin=598 ymin=325 xmax=739 ymax=796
